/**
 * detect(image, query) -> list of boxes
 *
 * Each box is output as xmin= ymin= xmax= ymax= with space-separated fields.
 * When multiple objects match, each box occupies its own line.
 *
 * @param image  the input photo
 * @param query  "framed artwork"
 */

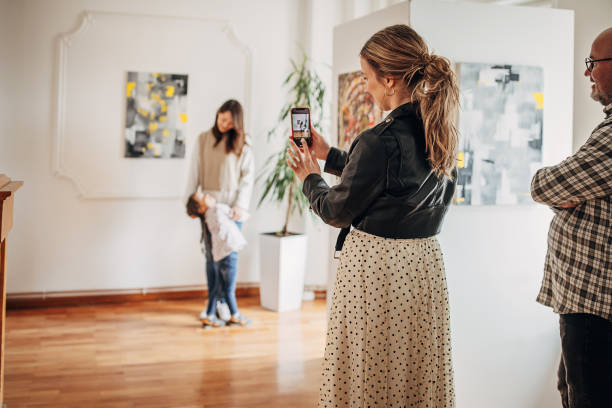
xmin=337 ymin=71 xmax=383 ymax=151
xmin=455 ymin=63 xmax=544 ymax=205
xmin=125 ymin=71 xmax=188 ymax=158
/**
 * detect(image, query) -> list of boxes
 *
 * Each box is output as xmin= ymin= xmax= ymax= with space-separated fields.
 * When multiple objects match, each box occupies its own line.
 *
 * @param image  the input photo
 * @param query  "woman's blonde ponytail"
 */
xmin=411 ymin=54 xmax=459 ymax=177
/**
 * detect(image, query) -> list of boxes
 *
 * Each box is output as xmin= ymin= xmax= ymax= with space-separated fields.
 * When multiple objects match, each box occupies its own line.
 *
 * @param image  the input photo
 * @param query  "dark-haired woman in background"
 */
xmin=287 ymin=25 xmax=459 ymax=407
xmin=185 ymin=99 xmax=254 ymax=328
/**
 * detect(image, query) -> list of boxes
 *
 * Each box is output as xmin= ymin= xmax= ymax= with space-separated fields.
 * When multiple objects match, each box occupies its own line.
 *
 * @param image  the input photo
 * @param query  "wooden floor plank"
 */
xmin=4 ymin=297 xmax=327 ymax=407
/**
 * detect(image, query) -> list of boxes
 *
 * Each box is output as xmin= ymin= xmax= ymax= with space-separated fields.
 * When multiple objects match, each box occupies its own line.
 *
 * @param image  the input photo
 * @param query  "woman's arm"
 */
xmin=184 ymin=136 xmax=201 ymax=204
xmin=234 ymin=145 xmax=255 ymax=212
xmin=322 ymin=147 xmax=348 ymax=177
xmin=301 ymin=131 xmax=386 ymax=228
xmin=308 ymin=125 xmax=348 ymax=177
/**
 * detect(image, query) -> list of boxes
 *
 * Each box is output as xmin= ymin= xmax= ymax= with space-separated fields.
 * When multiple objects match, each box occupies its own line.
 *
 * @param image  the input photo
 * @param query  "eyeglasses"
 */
xmin=585 ymin=57 xmax=612 ymax=72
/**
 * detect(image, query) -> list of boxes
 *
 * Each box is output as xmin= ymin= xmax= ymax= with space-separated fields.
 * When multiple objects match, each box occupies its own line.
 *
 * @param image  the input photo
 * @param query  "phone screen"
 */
xmin=292 ymin=110 xmax=311 ymax=147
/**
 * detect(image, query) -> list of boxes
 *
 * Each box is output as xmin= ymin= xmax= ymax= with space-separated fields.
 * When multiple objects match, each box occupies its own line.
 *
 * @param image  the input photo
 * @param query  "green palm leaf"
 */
xmin=257 ymin=52 xmax=327 ymax=235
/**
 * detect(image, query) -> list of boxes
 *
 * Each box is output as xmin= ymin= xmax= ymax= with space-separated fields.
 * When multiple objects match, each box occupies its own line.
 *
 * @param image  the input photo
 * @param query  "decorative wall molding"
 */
xmin=53 ymin=11 xmax=97 ymax=197
xmin=52 ymin=11 xmax=253 ymax=199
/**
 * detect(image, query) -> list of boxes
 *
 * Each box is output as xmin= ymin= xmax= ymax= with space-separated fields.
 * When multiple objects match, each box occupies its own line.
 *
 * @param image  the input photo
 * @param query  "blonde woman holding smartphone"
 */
xmin=288 ymin=25 xmax=459 ymax=407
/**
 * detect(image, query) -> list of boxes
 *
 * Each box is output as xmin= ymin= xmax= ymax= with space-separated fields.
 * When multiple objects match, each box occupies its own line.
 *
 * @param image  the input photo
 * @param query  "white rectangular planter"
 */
xmin=259 ymin=233 xmax=307 ymax=312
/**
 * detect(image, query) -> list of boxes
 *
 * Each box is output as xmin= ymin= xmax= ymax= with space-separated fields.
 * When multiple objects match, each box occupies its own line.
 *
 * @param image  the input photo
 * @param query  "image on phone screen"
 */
xmin=292 ymin=112 xmax=310 ymax=147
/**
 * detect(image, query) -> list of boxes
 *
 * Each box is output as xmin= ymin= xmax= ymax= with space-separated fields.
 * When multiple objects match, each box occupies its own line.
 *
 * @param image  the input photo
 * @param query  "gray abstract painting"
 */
xmin=125 ymin=71 xmax=188 ymax=158
xmin=455 ymin=63 xmax=543 ymax=205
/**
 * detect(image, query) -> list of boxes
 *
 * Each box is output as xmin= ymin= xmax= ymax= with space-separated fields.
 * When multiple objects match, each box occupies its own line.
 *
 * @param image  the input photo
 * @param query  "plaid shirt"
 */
xmin=531 ymin=103 xmax=612 ymax=322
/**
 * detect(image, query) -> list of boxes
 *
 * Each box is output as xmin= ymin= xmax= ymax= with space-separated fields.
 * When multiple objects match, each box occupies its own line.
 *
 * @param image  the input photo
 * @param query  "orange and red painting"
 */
xmin=337 ymin=71 xmax=382 ymax=151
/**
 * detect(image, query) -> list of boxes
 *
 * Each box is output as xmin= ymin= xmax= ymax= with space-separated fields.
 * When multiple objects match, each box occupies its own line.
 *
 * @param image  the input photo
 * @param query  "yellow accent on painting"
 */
xmin=159 ymin=115 xmax=167 ymax=123
xmin=457 ymin=152 xmax=465 ymax=168
xmin=179 ymin=113 xmax=188 ymax=123
xmin=165 ymin=86 xmax=175 ymax=97
xmin=147 ymin=82 xmax=154 ymax=92
xmin=149 ymin=122 xmax=159 ymax=133
xmin=126 ymin=82 xmax=136 ymax=98
xmin=162 ymin=129 xmax=170 ymax=137
xmin=141 ymin=147 xmax=146 ymax=153
xmin=456 ymin=197 xmax=465 ymax=203
xmin=533 ymin=93 xmax=544 ymax=110
xmin=147 ymin=143 xmax=154 ymax=149
xmin=161 ymin=104 xmax=168 ymax=113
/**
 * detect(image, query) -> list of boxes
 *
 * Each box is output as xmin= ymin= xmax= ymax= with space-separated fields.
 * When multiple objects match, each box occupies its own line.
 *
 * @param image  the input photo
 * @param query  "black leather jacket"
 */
xmin=302 ymin=102 xmax=457 ymax=244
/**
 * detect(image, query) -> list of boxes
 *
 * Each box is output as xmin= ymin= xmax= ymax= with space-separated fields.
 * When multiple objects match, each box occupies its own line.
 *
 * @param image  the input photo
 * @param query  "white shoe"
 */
xmin=216 ymin=301 xmax=231 ymax=321
xmin=199 ymin=308 xmax=208 ymax=320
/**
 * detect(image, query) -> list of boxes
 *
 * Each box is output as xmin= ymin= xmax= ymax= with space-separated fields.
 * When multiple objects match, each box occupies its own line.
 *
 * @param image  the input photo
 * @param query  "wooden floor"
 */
xmin=4 ymin=297 xmax=327 ymax=407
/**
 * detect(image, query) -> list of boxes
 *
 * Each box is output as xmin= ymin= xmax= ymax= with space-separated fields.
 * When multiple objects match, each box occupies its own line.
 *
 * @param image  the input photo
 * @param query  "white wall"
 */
xmin=0 ymin=0 xmax=335 ymax=293
xmin=333 ymin=1 xmax=573 ymax=406
xmin=556 ymin=0 xmax=612 ymax=150
xmin=0 ymin=0 xmax=16 ymax=170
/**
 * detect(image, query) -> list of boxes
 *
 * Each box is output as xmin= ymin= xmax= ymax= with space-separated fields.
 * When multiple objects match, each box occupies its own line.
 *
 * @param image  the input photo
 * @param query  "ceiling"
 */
xmin=454 ymin=0 xmax=553 ymax=7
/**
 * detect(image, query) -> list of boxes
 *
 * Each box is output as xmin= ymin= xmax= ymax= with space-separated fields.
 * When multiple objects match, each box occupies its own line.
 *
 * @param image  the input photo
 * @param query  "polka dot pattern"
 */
xmin=319 ymin=229 xmax=455 ymax=408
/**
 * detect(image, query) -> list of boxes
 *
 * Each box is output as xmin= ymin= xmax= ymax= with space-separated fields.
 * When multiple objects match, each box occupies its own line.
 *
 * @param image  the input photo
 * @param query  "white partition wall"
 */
xmin=332 ymin=1 xmax=574 ymax=407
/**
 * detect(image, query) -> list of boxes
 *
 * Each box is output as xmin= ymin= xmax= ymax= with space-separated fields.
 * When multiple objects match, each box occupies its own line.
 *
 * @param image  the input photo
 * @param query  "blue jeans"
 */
xmin=557 ymin=313 xmax=612 ymax=408
xmin=203 ymin=221 xmax=242 ymax=316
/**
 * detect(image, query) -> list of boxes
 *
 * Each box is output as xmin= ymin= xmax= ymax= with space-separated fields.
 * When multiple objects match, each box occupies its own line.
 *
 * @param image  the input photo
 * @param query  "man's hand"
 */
xmin=556 ymin=202 xmax=580 ymax=209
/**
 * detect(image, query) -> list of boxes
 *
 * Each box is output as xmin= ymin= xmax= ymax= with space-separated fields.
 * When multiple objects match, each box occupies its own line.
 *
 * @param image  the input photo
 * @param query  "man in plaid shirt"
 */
xmin=531 ymin=27 xmax=611 ymax=408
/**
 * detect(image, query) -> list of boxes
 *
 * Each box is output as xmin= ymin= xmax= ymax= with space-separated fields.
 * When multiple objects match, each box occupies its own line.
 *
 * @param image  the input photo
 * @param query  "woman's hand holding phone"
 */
xmin=309 ymin=124 xmax=331 ymax=162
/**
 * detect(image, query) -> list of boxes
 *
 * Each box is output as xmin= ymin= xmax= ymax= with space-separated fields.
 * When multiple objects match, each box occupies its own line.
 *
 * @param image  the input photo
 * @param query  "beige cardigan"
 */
xmin=185 ymin=129 xmax=254 ymax=210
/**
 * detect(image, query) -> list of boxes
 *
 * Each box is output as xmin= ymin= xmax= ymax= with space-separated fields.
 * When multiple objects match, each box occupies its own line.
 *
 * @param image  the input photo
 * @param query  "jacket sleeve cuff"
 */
xmin=302 ymin=173 xmax=328 ymax=198
xmin=323 ymin=147 xmax=346 ymax=177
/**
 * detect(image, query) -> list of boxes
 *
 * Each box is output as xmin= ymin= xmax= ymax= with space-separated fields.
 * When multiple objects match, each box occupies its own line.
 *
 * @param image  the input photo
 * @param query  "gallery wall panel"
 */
xmin=332 ymin=1 xmax=573 ymax=407
xmin=54 ymin=11 xmax=252 ymax=198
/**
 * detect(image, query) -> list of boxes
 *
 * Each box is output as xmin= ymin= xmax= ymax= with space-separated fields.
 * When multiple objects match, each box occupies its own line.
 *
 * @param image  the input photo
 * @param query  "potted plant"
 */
xmin=257 ymin=54 xmax=326 ymax=311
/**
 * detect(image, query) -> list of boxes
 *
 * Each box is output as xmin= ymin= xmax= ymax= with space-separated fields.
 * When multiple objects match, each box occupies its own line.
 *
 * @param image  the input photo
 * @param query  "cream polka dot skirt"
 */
xmin=319 ymin=229 xmax=455 ymax=408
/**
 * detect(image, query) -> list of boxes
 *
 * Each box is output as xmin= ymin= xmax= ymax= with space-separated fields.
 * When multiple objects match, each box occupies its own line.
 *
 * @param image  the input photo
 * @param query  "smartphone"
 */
xmin=290 ymin=107 xmax=312 ymax=148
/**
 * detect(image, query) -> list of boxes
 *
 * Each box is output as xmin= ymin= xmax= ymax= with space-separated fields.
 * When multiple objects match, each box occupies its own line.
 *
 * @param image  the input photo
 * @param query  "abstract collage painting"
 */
xmin=125 ymin=71 xmax=188 ymax=158
xmin=455 ymin=63 xmax=544 ymax=205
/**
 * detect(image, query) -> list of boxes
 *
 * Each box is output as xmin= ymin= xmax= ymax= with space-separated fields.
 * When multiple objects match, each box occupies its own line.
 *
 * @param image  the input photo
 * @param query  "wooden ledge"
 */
xmin=0 ymin=174 xmax=23 ymax=200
